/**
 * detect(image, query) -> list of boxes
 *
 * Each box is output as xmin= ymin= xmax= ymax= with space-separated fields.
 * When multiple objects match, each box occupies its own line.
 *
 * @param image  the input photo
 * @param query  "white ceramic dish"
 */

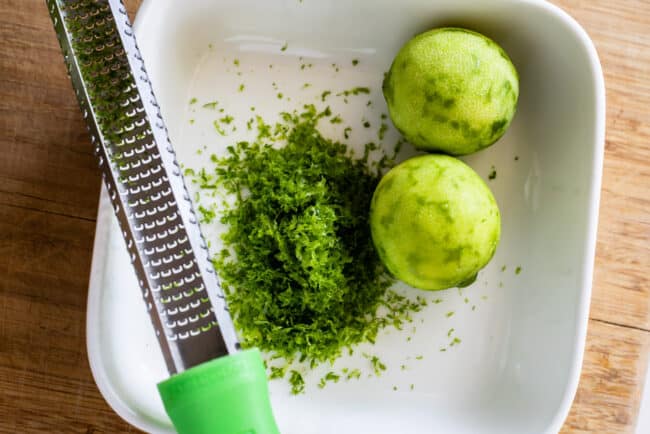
xmin=86 ymin=0 xmax=605 ymax=433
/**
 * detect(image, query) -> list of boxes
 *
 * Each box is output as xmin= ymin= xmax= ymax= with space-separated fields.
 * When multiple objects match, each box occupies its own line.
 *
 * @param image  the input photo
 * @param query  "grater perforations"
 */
xmin=47 ymin=0 xmax=240 ymax=374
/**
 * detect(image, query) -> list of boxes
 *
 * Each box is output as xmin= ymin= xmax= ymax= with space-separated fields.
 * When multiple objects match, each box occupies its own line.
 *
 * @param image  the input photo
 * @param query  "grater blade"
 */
xmin=46 ymin=0 xmax=240 ymax=375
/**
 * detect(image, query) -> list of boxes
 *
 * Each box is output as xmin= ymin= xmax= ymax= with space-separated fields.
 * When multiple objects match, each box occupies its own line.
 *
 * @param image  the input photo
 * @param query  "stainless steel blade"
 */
xmin=46 ymin=0 xmax=240 ymax=374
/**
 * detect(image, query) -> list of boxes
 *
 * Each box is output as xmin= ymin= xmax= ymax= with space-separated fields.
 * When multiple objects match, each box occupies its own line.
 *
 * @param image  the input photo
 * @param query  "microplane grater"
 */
xmin=46 ymin=0 xmax=240 ymax=375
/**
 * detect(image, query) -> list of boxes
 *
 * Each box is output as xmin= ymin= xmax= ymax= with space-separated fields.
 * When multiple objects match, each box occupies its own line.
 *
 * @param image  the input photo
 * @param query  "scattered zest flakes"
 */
xmin=318 ymin=371 xmax=341 ymax=389
xmin=364 ymin=353 xmax=387 ymax=376
xmin=212 ymin=120 xmax=225 ymax=136
xmin=346 ymin=369 xmax=361 ymax=380
xmin=378 ymin=123 xmax=388 ymax=140
xmin=269 ymin=365 xmax=287 ymax=380
xmin=197 ymin=205 xmax=216 ymax=224
xmin=289 ymin=370 xmax=305 ymax=395
xmin=488 ymin=165 xmax=497 ymax=180
xmin=219 ymin=115 xmax=234 ymax=124
xmin=337 ymin=87 xmax=371 ymax=98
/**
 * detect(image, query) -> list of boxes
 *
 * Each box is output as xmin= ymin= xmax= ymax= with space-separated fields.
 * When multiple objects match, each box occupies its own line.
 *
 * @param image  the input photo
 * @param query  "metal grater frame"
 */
xmin=46 ymin=0 xmax=240 ymax=374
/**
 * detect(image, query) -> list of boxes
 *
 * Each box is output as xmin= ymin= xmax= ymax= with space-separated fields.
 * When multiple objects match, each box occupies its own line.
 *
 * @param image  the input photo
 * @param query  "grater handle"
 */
xmin=157 ymin=349 xmax=280 ymax=434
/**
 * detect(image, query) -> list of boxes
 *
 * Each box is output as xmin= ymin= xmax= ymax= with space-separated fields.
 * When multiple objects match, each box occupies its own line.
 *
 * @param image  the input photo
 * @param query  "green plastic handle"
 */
xmin=158 ymin=348 xmax=280 ymax=434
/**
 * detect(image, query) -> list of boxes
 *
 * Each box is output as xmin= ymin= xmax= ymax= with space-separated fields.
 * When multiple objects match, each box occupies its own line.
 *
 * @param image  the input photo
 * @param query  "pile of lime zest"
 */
xmin=188 ymin=105 xmax=421 ymax=394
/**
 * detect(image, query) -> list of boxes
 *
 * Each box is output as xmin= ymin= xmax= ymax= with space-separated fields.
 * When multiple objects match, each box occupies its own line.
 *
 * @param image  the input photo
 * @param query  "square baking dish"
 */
xmin=86 ymin=1 xmax=605 ymax=432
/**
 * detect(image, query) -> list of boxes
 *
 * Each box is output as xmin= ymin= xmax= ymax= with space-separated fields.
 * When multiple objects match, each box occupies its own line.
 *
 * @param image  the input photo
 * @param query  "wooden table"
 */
xmin=1 ymin=1 xmax=648 ymax=432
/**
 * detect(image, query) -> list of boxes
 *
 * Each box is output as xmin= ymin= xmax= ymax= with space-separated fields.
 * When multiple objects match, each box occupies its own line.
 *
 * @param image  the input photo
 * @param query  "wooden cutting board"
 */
xmin=0 ymin=0 xmax=648 ymax=432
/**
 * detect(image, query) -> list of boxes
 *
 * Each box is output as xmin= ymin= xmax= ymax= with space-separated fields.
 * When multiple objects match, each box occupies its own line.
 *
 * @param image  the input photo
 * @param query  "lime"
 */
xmin=383 ymin=28 xmax=518 ymax=155
xmin=370 ymin=154 xmax=500 ymax=290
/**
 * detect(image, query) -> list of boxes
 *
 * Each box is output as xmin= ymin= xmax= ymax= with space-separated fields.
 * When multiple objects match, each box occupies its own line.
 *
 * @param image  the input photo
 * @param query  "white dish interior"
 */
xmin=86 ymin=0 xmax=605 ymax=433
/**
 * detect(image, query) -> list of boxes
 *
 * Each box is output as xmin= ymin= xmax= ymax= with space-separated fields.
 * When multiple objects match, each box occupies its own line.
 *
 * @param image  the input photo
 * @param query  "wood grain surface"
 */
xmin=0 ymin=0 xmax=648 ymax=433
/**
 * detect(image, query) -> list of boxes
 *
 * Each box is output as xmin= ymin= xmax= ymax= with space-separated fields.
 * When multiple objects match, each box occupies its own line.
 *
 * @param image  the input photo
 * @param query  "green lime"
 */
xmin=370 ymin=155 xmax=500 ymax=290
xmin=383 ymin=27 xmax=519 ymax=155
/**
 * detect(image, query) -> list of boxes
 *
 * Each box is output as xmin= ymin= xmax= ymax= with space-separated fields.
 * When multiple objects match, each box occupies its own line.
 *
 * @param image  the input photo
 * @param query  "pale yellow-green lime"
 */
xmin=383 ymin=27 xmax=519 ymax=155
xmin=370 ymin=155 xmax=500 ymax=290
